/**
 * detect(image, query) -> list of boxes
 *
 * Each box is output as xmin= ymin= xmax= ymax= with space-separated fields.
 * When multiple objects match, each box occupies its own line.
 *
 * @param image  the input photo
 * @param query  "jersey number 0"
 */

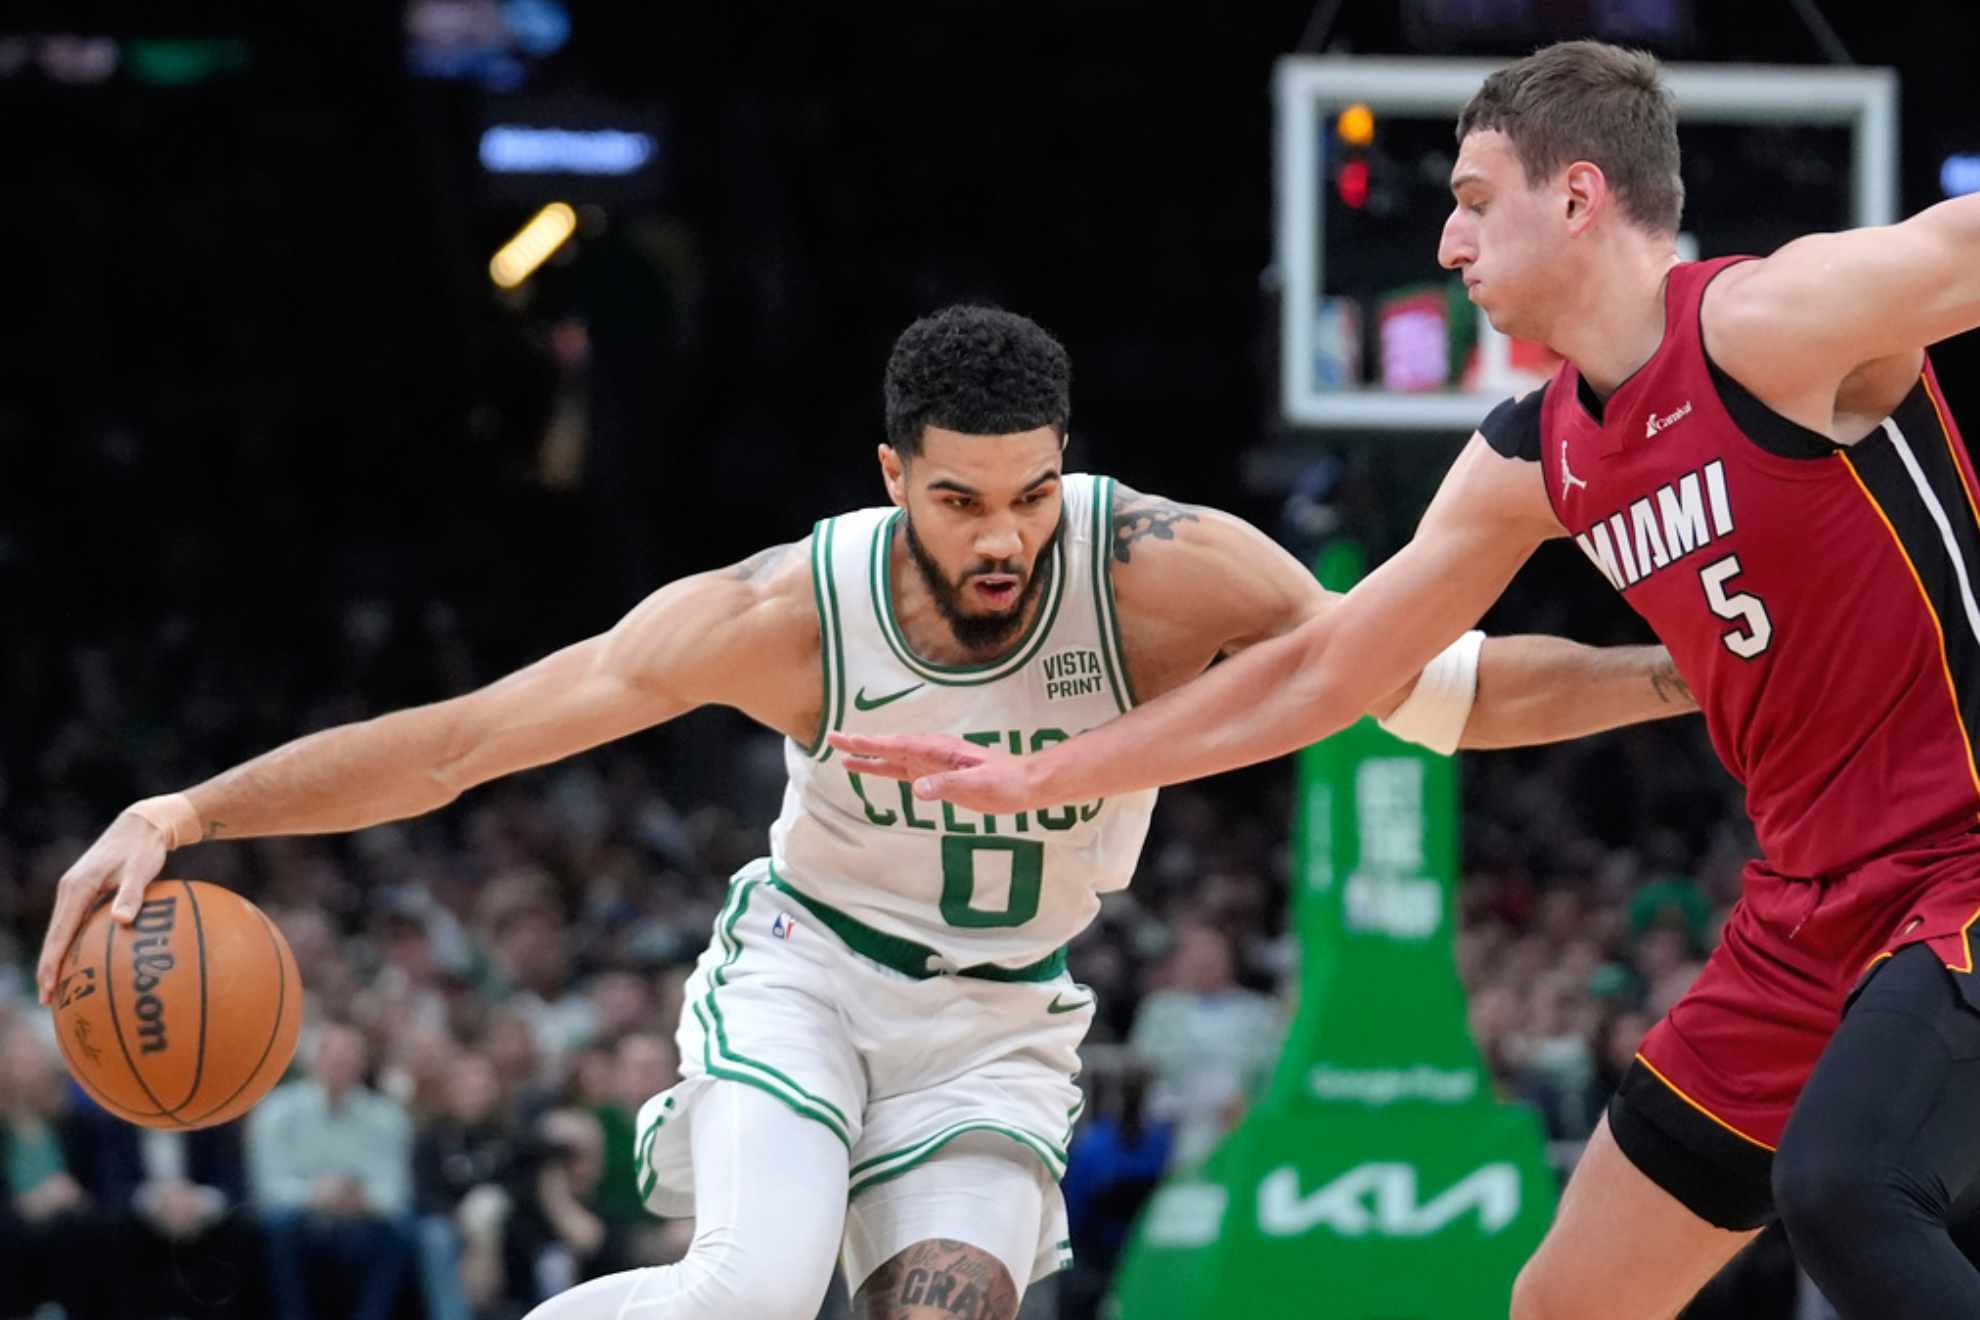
xmin=940 ymin=837 xmax=1045 ymax=927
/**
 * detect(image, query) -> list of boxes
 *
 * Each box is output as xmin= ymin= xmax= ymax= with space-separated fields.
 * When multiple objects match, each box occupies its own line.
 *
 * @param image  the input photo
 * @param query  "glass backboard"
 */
xmin=1275 ymin=57 xmax=1898 ymax=432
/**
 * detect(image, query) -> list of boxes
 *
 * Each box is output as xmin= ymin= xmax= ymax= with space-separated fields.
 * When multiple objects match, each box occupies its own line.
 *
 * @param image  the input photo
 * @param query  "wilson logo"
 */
xmin=129 ymin=897 xmax=179 ymax=1055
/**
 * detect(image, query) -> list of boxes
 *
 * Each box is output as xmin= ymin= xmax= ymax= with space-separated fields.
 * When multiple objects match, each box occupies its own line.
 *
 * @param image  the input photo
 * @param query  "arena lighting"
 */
xmin=1942 ymin=153 xmax=1980 ymax=198
xmin=1336 ymin=102 xmax=1375 ymax=147
xmin=1337 ymin=158 xmax=1369 ymax=210
xmin=489 ymin=202 xmax=578 ymax=288
xmin=479 ymin=125 xmax=657 ymax=176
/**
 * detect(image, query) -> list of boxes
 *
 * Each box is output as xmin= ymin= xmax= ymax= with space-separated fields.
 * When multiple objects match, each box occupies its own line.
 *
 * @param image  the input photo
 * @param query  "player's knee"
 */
xmin=852 ymin=1238 xmax=1022 ymax=1320
xmin=719 ymin=1274 xmax=836 ymax=1320
xmin=1771 ymin=1142 xmax=1933 ymax=1251
xmin=684 ymin=1231 xmax=838 ymax=1319
xmin=1508 ymin=1256 xmax=1577 ymax=1320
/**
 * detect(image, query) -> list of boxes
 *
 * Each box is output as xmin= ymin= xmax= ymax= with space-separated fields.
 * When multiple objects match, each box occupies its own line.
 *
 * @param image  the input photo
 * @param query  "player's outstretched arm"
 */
xmin=1094 ymin=483 xmax=1690 ymax=752
xmin=1708 ymin=195 xmax=1980 ymax=395
xmin=36 ymin=540 xmax=819 ymax=1002
xmin=1457 ymin=639 xmax=1693 ymax=748
xmin=835 ymin=439 xmax=1561 ymax=811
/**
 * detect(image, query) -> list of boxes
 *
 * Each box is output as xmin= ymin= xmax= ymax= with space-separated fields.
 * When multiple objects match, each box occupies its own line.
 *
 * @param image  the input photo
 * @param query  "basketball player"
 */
xmin=37 ymin=306 xmax=1694 ymax=1320
xmin=836 ymin=43 xmax=1980 ymax=1320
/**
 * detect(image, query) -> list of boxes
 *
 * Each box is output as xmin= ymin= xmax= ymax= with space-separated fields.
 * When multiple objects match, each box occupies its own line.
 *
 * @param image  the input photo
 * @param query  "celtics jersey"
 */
xmin=770 ymin=473 xmax=1157 ymax=971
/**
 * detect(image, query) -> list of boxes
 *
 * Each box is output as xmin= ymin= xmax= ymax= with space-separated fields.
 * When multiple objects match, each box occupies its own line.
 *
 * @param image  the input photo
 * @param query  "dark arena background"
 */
xmin=5 ymin=3 xmax=1980 ymax=1318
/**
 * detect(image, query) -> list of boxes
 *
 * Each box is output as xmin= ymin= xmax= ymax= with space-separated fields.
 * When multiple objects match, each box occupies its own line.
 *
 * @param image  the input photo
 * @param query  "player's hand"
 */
xmin=37 ymin=809 xmax=170 ymax=1005
xmin=828 ymin=732 xmax=1048 ymax=815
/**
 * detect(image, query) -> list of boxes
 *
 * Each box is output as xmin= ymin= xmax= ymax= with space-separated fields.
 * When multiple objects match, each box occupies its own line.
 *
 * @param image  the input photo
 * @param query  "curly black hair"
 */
xmin=882 ymin=305 xmax=1071 ymax=456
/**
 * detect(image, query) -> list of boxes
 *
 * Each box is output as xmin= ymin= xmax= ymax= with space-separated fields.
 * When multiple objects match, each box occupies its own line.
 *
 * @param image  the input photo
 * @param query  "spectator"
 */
xmin=70 ymin=1098 xmax=268 ymax=1320
xmin=586 ymin=968 xmax=654 ymax=1045
xmin=479 ymin=870 xmax=594 ymax=1061
xmin=1059 ymin=1063 xmax=1173 ymax=1320
xmin=593 ymin=1032 xmax=677 ymax=1231
xmin=249 ymin=1021 xmax=416 ymax=1320
xmin=0 ymin=1023 xmax=113 ymax=1320
xmin=414 ymin=1050 xmax=517 ymax=1320
xmin=1127 ymin=922 xmax=1285 ymax=1170
xmin=483 ymin=1006 xmax=547 ymax=1110
xmin=503 ymin=1107 xmax=634 ymax=1306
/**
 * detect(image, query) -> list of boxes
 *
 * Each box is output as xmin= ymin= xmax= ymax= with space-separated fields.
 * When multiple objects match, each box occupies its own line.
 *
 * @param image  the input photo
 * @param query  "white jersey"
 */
xmin=769 ymin=473 xmax=1157 ymax=972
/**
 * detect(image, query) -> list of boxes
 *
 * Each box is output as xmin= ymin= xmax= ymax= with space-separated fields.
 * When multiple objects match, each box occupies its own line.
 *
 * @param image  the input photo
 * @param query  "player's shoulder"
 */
xmin=1105 ymin=479 xmax=1214 ymax=566
xmin=725 ymin=536 xmax=815 ymax=594
xmin=1477 ymin=383 xmax=1549 ymax=463
xmin=1104 ymin=481 xmax=1315 ymax=610
xmin=704 ymin=536 xmax=824 ymax=654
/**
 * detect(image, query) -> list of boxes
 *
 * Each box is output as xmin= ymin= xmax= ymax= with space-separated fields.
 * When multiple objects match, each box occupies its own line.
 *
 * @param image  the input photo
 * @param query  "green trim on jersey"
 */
xmin=848 ymin=1118 xmax=1071 ymax=1199
xmin=1090 ymin=476 xmax=1135 ymax=713
xmin=769 ymin=866 xmax=1067 ymax=982
xmin=695 ymin=877 xmax=854 ymax=1148
xmin=691 ymin=1001 xmax=851 ymax=1150
xmin=634 ymin=1094 xmax=676 ymax=1202
xmin=868 ymin=511 xmax=1067 ymax=685
xmin=799 ymin=520 xmax=848 ymax=762
xmin=1062 ymin=1072 xmax=1088 ymax=1148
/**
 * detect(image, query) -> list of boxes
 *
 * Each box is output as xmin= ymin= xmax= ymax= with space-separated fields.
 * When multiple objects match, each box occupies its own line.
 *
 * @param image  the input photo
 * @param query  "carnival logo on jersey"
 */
xmin=1644 ymin=400 xmax=1693 ymax=439
xmin=1041 ymin=648 xmax=1105 ymax=701
xmin=1575 ymin=459 xmax=1735 ymax=592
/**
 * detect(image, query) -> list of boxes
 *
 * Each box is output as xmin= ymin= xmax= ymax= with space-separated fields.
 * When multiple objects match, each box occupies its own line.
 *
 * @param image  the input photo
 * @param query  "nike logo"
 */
xmin=853 ymin=682 xmax=925 ymax=712
xmin=1046 ymin=993 xmax=1092 ymax=1015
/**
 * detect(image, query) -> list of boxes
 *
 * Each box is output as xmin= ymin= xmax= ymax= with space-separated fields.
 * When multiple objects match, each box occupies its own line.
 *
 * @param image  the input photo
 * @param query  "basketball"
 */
xmin=48 ymin=879 xmax=302 ymax=1130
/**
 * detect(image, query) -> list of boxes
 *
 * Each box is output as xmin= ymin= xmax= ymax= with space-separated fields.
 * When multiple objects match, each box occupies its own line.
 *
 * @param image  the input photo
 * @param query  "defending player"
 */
xmin=837 ymin=45 xmax=1980 ymax=1319
xmin=38 ymin=306 xmax=1694 ymax=1320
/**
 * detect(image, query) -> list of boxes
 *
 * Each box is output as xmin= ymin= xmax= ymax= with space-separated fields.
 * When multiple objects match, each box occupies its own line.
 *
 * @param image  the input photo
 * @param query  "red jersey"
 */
xmin=1480 ymin=257 xmax=1980 ymax=878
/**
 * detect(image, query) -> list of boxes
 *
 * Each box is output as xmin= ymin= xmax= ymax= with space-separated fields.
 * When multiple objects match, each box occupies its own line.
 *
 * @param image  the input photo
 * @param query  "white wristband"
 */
xmin=127 ymin=794 xmax=202 ymax=851
xmin=1377 ymin=630 xmax=1485 ymax=756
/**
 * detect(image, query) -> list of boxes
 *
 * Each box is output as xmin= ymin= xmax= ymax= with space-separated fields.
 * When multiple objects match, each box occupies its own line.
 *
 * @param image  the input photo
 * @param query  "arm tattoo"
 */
xmin=1111 ymin=491 xmax=1201 ymax=565
xmin=853 ymin=1237 xmax=1020 ymax=1320
xmin=1649 ymin=655 xmax=1694 ymax=707
xmin=731 ymin=541 xmax=798 ymax=582
xmin=203 ymin=819 xmax=227 ymax=839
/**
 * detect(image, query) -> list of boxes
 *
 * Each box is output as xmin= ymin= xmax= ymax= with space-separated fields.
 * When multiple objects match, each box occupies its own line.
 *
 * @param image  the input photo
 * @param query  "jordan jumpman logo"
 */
xmin=1560 ymin=439 xmax=1588 ymax=499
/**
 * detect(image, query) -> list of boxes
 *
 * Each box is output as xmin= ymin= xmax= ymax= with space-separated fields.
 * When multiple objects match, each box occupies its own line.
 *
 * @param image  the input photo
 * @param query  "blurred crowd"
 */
xmin=0 ymin=735 xmax=1306 ymax=1320
xmin=0 ymin=594 xmax=1769 ymax=1319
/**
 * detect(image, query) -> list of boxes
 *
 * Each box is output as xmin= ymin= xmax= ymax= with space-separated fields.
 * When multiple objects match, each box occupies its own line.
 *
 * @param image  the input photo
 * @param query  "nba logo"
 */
xmin=772 ymin=912 xmax=797 ymax=941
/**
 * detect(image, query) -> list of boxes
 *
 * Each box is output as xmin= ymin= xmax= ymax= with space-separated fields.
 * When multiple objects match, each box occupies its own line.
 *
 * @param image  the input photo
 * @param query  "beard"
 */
xmin=903 ymin=513 xmax=1061 ymax=654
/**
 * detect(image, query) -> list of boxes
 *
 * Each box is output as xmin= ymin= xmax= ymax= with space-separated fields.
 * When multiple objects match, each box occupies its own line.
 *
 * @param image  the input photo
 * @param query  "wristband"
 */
xmin=127 ymin=794 xmax=202 ymax=850
xmin=1377 ymin=630 xmax=1485 ymax=756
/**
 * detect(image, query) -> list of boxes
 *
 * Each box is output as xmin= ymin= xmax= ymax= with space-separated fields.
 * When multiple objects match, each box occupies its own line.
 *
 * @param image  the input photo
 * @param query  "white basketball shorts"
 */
xmin=634 ymin=859 xmax=1094 ymax=1287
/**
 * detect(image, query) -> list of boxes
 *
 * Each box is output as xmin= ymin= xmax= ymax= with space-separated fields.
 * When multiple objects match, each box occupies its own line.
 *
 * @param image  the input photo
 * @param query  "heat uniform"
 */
xmin=1483 ymin=256 xmax=1980 ymax=1218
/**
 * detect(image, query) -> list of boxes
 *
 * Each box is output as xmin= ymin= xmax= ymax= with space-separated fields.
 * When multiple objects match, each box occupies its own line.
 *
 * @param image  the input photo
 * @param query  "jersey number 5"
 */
xmin=940 ymin=837 xmax=1044 ymax=927
xmin=1699 ymin=553 xmax=1773 ymax=658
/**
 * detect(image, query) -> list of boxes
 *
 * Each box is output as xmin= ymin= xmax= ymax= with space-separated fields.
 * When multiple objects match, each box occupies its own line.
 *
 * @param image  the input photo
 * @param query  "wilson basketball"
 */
xmin=49 ymin=879 xmax=302 ymax=1130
